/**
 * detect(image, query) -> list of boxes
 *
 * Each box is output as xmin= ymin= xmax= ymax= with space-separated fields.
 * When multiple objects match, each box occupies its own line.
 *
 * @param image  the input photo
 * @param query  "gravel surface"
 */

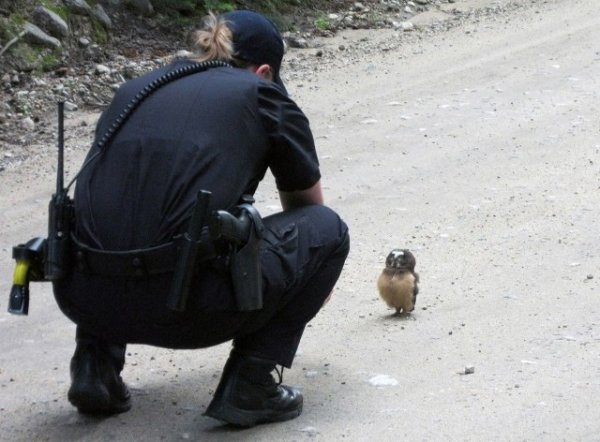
xmin=2 ymin=0 xmax=600 ymax=440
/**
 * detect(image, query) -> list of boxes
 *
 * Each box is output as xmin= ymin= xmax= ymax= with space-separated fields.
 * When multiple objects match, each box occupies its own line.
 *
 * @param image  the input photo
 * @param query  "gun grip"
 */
xmin=8 ymin=283 xmax=29 ymax=315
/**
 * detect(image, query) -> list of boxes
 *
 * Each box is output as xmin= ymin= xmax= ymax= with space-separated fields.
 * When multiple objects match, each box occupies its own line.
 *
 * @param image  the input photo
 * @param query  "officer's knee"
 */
xmin=303 ymin=205 xmax=350 ymax=251
xmin=320 ymin=206 xmax=350 ymax=260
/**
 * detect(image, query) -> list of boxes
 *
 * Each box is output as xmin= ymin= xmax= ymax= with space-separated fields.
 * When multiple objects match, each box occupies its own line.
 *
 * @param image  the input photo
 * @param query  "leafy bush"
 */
xmin=203 ymin=1 xmax=236 ymax=13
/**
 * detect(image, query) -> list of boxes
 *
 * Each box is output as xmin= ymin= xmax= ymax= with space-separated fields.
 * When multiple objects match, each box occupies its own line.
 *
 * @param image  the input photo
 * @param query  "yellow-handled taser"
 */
xmin=8 ymin=237 xmax=46 ymax=315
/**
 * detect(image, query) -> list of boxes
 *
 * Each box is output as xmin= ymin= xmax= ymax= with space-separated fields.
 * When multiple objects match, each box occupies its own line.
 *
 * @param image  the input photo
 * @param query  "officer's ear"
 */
xmin=254 ymin=64 xmax=273 ymax=81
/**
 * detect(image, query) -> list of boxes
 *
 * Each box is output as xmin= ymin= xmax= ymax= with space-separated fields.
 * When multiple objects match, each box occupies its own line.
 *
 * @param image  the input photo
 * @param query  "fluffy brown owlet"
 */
xmin=377 ymin=249 xmax=419 ymax=314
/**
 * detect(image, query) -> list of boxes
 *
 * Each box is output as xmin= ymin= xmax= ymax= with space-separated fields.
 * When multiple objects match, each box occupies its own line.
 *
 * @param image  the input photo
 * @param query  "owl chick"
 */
xmin=377 ymin=249 xmax=419 ymax=315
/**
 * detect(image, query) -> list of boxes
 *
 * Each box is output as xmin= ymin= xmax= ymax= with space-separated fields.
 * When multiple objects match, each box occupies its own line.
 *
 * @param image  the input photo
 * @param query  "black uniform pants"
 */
xmin=54 ymin=205 xmax=349 ymax=368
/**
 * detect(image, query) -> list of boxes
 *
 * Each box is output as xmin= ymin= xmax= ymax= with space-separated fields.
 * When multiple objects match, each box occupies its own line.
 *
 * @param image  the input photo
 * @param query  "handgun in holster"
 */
xmin=166 ymin=192 xmax=265 ymax=312
xmin=212 ymin=196 xmax=265 ymax=311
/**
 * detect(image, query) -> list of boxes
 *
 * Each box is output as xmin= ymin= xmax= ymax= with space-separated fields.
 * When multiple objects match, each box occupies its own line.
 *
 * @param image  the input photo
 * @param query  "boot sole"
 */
xmin=68 ymin=384 xmax=131 ymax=415
xmin=204 ymin=399 xmax=303 ymax=427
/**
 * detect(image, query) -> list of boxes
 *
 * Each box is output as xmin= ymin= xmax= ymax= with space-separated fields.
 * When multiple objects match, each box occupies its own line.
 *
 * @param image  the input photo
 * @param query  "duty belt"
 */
xmin=70 ymin=229 xmax=215 ymax=278
xmin=68 ymin=191 xmax=263 ymax=313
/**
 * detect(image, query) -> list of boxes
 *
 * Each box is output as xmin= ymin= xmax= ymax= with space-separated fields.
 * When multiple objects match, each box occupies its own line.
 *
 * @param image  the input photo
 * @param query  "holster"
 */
xmin=168 ymin=192 xmax=265 ymax=312
xmin=228 ymin=203 xmax=265 ymax=311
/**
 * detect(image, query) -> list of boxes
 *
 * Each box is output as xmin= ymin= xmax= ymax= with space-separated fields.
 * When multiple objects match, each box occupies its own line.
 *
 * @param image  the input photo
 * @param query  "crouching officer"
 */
xmin=51 ymin=10 xmax=350 ymax=426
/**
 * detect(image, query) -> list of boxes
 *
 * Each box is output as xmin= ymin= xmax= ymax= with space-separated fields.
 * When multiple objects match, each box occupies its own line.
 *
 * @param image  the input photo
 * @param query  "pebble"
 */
xmin=64 ymin=101 xmax=78 ymax=111
xmin=299 ymin=426 xmax=319 ymax=436
xmin=369 ymin=374 xmax=398 ymax=386
xmin=353 ymin=2 xmax=365 ymax=12
xmin=20 ymin=117 xmax=35 ymax=131
xmin=287 ymin=36 xmax=309 ymax=49
xmin=396 ymin=21 xmax=415 ymax=31
xmin=360 ymin=118 xmax=378 ymax=124
xmin=175 ymin=50 xmax=194 ymax=59
xmin=95 ymin=64 xmax=111 ymax=75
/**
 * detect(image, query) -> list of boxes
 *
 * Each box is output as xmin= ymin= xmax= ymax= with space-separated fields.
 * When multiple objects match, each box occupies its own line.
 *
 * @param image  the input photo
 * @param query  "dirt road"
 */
xmin=1 ymin=0 xmax=599 ymax=440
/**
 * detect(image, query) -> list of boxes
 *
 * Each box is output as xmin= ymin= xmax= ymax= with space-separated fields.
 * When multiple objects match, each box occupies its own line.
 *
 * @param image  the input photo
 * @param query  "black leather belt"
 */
xmin=70 ymin=230 xmax=215 ymax=278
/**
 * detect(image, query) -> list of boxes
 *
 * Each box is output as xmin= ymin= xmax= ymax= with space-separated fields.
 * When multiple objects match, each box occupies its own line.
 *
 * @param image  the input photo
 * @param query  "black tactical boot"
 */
xmin=67 ymin=336 xmax=131 ymax=415
xmin=204 ymin=350 xmax=303 ymax=426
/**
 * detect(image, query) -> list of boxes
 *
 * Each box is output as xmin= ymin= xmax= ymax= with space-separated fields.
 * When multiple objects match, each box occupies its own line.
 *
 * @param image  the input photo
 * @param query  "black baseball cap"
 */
xmin=222 ymin=10 xmax=287 ymax=94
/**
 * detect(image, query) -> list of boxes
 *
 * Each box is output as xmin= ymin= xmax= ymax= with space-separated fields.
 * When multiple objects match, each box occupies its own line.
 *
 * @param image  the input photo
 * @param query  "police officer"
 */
xmin=52 ymin=10 xmax=350 ymax=427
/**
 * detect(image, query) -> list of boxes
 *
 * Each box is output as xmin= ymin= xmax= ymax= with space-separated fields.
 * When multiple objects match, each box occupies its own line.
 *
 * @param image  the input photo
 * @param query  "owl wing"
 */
xmin=412 ymin=272 xmax=419 ymax=307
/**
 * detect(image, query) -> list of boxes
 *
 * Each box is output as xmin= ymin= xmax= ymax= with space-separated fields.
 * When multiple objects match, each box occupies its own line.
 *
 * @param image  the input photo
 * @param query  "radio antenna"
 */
xmin=57 ymin=101 xmax=64 ymax=194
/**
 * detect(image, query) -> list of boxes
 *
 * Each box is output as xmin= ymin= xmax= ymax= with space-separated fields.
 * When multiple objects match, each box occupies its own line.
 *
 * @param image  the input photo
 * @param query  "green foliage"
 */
xmin=39 ymin=1 xmax=70 ymax=20
xmin=315 ymin=15 xmax=330 ymax=30
xmin=151 ymin=0 xmax=324 ymax=30
xmin=38 ymin=49 xmax=62 ymax=72
xmin=0 ymin=17 xmax=12 ymax=42
xmin=0 ymin=15 xmax=24 ymax=46
xmin=9 ymin=13 xmax=26 ymax=27
xmin=91 ymin=18 xmax=109 ymax=44
xmin=153 ymin=0 xmax=199 ymax=15
xmin=10 ymin=43 xmax=38 ymax=65
xmin=203 ymin=0 xmax=235 ymax=13
xmin=164 ymin=13 xmax=195 ymax=28
xmin=239 ymin=0 xmax=293 ymax=30
xmin=6 ymin=42 xmax=62 ymax=74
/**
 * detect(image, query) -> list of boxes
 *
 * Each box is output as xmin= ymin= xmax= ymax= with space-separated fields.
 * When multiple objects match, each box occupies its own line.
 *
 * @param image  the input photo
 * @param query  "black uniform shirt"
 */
xmin=74 ymin=61 xmax=320 ymax=250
